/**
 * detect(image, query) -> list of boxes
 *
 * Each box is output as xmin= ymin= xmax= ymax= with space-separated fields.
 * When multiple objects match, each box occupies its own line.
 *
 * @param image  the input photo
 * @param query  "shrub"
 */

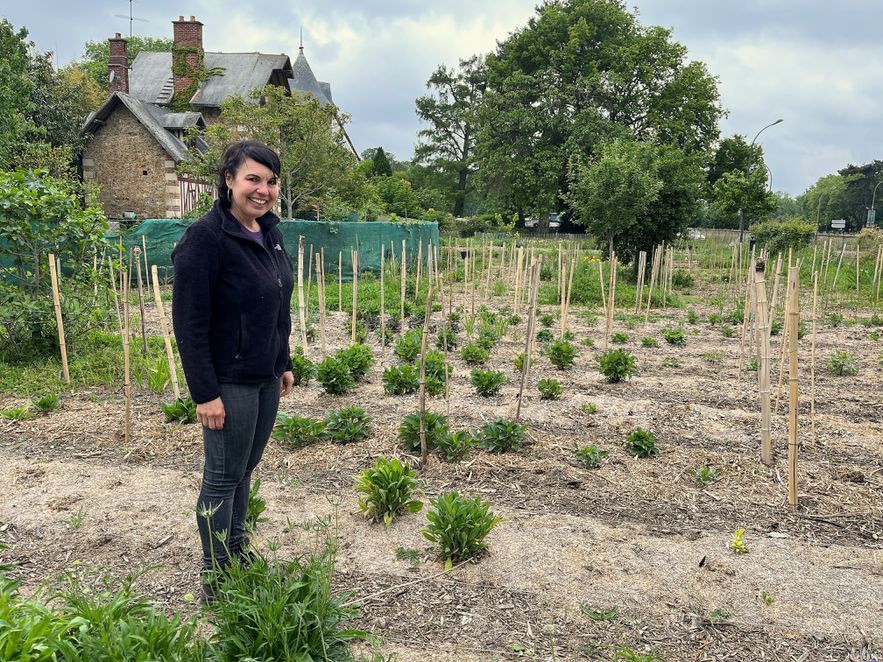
xmin=749 ymin=217 xmax=815 ymax=256
xmin=290 ymin=347 xmax=314 ymax=386
xmin=625 ymin=428 xmax=658 ymax=458
xmin=640 ymin=337 xmax=657 ymax=348
xmin=547 ymin=339 xmax=577 ymax=369
xmin=470 ymin=369 xmax=506 ymax=396
xmin=435 ymin=323 xmax=458 ymax=350
xmin=324 ymin=406 xmax=372 ymax=444
xmin=671 ymin=269 xmax=694 ymax=289
xmin=424 ymin=350 xmax=451 ymax=397
xmin=273 ymin=414 xmax=326 ymax=448
xmin=315 ymin=356 xmax=356 ymax=395
xmin=354 ymin=456 xmax=423 ymax=527
xmin=399 ymin=410 xmax=449 ymax=451
xmin=382 ymin=364 xmax=420 ymax=395
xmin=574 ymin=444 xmax=608 ymax=468
xmin=661 ymin=327 xmax=686 ymax=346
xmin=597 ymin=349 xmax=638 ymax=383
xmin=538 ymin=378 xmax=562 ymax=400
xmin=395 ymin=329 xmax=423 ymax=362
xmin=478 ymin=418 xmax=527 ymax=452
xmin=335 ymin=344 xmax=373 ymax=381
xmin=460 ymin=342 xmax=489 ymax=365
xmin=539 ymin=313 xmax=555 ymax=328
xmin=421 ymin=492 xmax=501 ymax=569
xmin=828 ymin=351 xmax=858 ymax=376
xmin=475 ymin=326 xmax=498 ymax=350
xmin=536 ymin=329 xmax=554 ymax=343
xmin=160 ymin=397 xmax=196 ymax=424
xmin=437 ymin=430 xmax=474 ymax=463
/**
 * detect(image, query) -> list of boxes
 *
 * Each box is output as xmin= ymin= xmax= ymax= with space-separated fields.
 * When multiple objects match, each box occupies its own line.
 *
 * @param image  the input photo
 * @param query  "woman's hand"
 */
xmin=196 ymin=397 xmax=226 ymax=430
xmin=280 ymin=371 xmax=294 ymax=397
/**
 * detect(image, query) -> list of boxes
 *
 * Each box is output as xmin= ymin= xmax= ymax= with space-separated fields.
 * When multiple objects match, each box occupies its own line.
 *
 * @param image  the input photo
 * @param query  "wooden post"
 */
xmin=297 ymin=236 xmax=308 ymax=349
xmin=821 ymin=238 xmax=833 ymax=290
xmin=558 ymin=256 xmax=568 ymax=332
xmin=643 ymin=245 xmax=661 ymax=323
xmin=810 ymin=271 xmax=818 ymax=445
xmin=133 ymin=247 xmax=148 ymax=356
xmin=380 ymin=244 xmax=386 ymax=350
xmin=150 ymin=265 xmax=180 ymax=400
xmin=47 ymin=253 xmax=71 ymax=385
xmin=141 ymin=234 xmax=149 ymax=279
xmin=108 ymin=255 xmax=122 ymax=332
xmin=351 ymin=250 xmax=358 ymax=343
xmin=786 ymin=265 xmax=800 ymax=509
xmin=121 ymin=269 xmax=132 ymax=445
xmin=516 ymin=258 xmax=542 ymax=422
xmin=604 ymin=254 xmax=617 ymax=349
xmin=316 ymin=253 xmax=327 ymax=355
xmin=598 ymin=260 xmax=607 ymax=312
xmin=418 ymin=282 xmax=436 ymax=467
xmin=400 ymin=239 xmax=407 ymax=329
xmin=768 ymin=253 xmax=783 ymax=323
xmin=753 ymin=260 xmax=773 ymax=466
xmin=875 ymin=245 xmax=883 ymax=303
xmin=737 ymin=258 xmax=754 ymax=384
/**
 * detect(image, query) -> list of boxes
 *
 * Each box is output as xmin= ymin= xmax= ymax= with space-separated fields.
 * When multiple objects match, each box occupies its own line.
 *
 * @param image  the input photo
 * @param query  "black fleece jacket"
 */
xmin=172 ymin=200 xmax=294 ymax=404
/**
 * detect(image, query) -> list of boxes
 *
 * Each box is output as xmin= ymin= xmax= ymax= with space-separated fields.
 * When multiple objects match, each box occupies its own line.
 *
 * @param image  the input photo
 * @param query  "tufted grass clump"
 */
xmin=382 ymin=364 xmax=420 ymax=395
xmin=477 ymin=418 xmax=527 ymax=453
xmin=315 ymin=356 xmax=356 ymax=395
xmin=354 ymin=456 xmax=423 ymax=527
xmin=537 ymin=378 xmax=562 ymax=400
xmin=421 ymin=492 xmax=501 ymax=570
xmin=399 ymin=410 xmax=449 ymax=452
xmin=324 ymin=406 xmax=372 ymax=444
xmin=625 ymin=428 xmax=658 ymax=458
xmin=827 ymin=351 xmax=858 ymax=376
xmin=273 ymin=414 xmax=326 ymax=449
xmin=597 ymin=349 xmax=638 ymax=383
xmin=290 ymin=346 xmax=314 ymax=386
xmin=470 ymin=369 xmax=506 ymax=396
xmin=547 ymin=339 xmax=577 ymax=369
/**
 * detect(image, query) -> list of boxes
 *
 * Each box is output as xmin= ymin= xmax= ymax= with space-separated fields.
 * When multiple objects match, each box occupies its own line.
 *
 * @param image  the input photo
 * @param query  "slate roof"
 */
xmin=82 ymin=92 xmax=205 ymax=162
xmin=129 ymin=51 xmax=293 ymax=107
xmin=289 ymin=48 xmax=333 ymax=106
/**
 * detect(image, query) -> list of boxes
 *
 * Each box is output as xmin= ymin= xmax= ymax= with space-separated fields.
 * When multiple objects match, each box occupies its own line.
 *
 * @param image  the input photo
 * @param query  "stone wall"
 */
xmin=82 ymin=107 xmax=181 ymax=220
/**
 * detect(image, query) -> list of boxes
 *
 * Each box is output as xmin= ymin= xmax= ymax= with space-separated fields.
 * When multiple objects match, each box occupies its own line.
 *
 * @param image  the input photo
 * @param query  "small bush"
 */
xmin=478 ymin=418 xmax=527 ymax=453
xmin=324 ymin=406 xmax=372 ymax=444
xmin=770 ymin=319 xmax=782 ymax=336
xmin=707 ymin=312 xmax=722 ymax=326
xmin=470 ymin=369 xmax=506 ymax=396
xmin=640 ymin=336 xmax=658 ymax=348
xmin=460 ymin=342 xmax=489 ymax=365
xmin=661 ymin=328 xmax=686 ymax=346
xmin=382 ymin=364 xmax=420 ymax=395
xmin=720 ymin=324 xmax=735 ymax=338
xmin=597 ymin=349 xmax=639 ymax=383
xmin=686 ymin=308 xmax=698 ymax=324
xmin=160 ymin=397 xmax=196 ymax=424
xmin=399 ymin=410 xmax=449 ymax=451
xmin=828 ymin=351 xmax=858 ymax=376
xmin=395 ymin=329 xmax=423 ymax=362
xmin=547 ymin=339 xmax=577 ymax=369
xmin=437 ymin=430 xmax=473 ymax=463
xmin=574 ymin=443 xmax=608 ymax=468
xmin=610 ymin=332 xmax=629 ymax=344
xmin=537 ymin=378 xmax=562 ymax=400
xmin=315 ymin=356 xmax=356 ymax=395
xmin=290 ymin=347 xmax=314 ymax=386
xmin=421 ymin=492 xmax=501 ymax=569
xmin=424 ymin=350 xmax=451 ymax=397
xmin=435 ymin=323 xmax=459 ymax=351
xmin=671 ymin=269 xmax=694 ymax=289
xmin=625 ymin=428 xmax=658 ymax=458
xmin=749 ymin=217 xmax=815 ymax=256
xmin=335 ymin=344 xmax=373 ymax=381
xmin=536 ymin=329 xmax=554 ymax=343
xmin=354 ymin=456 xmax=423 ymax=527
xmin=539 ymin=313 xmax=555 ymax=328
xmin=273 ymin=414 xmax=326 ymax=448
xmin=475 ymin=326 xmax=498 ymax=350
xmin=513 ymin=352 xmax=525 ymax=372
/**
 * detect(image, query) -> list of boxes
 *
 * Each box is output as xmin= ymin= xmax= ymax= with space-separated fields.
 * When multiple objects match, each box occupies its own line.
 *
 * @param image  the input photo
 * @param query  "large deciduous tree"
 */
xmin=414 ymin=55 xmax=486 ymax=216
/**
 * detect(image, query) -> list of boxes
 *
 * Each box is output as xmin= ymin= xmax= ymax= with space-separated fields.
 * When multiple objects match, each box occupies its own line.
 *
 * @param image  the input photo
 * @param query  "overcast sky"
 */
xmin=4 ymin=1 xmax=881 ymax=197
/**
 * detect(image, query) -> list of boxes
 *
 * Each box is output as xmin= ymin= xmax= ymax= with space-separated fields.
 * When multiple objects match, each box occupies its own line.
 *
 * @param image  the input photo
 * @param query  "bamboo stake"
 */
xmin=150 ymin=265 xmax=180 ymax=400
xmin=338 ymin=251 xmax=343 ymax=313
xmin=769 ymin=253 xmax=783 ymax=323
xmin=316 ymin=253 xmax=327 ymax=355
xmin=513 ymin=247 xmax=524 ymax=314
xmin=831 ymin=241 xmax=847 ymax=290
xmin=604 ymin=254 xmax=617 ymax=349
xmin=416 ymin=239 xmax=423 ymax=296
xmin=598 ymin=260 xmax=607 ymax=312
xmin=643 ymin=245 xmax=661 ymax=323
xmin=786 ymin=265 xmax=800 ymax=509
xmin=516 ymin=258 xmax=542 ymax=422
xmin=132 ymin=247 xmax=148 ymax=356
xmin=380 ymin=245 xmax=386 ymax=350
xmin=562 ymin=256 xmax=575 ymax=337
xmin=417 ymin=281 xmax=436 ymax=467
xmin=634 ymin=251 xmax=647 ymax=313
xmin=108 ymin=252 xmax=122 ymax=332
xmin=558 ymin=256 xmax=568 ymax=333
xmin=121 ymin=268 xmax=132 ymax=445
xmin=297 ymin=236 xmax=308 ymax=349
xmin=753 ymin=260 xmax=772 ymax=466
xmin=47 ymin=253 xmax=71 ymax=385
xmin=400 ymin=240 xmax=407 ymax=328
xmin=821 ymin=238 xmax=833 ymax=290
xmin=855 ymin=246 xmax=860 ymax=292
xmin=470 ymin=243 xmax=477 ymax=315
xmin=141 ymin=235 xmax=149 ymax=279
xmin=875 ymin=245 xmax=883 ymax=303
xmin=810 ymin=271 xmax=818 ymax=446
xmin=351 ymin=250 xmax=358 ymax=343
xmin=305 ymin=247 xmax=313 ymax=323
xmin=737 ymin=258 xmax=754 ymax=384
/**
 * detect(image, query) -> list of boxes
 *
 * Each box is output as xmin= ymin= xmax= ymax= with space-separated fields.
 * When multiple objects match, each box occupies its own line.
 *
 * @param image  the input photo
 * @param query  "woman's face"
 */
xmin=225 ymin=157 xmax=279 ymax=224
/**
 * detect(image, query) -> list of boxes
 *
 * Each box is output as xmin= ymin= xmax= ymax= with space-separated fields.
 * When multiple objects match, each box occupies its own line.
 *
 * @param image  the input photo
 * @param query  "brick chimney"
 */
xmin=172 ymin=15 xmax=204 ymax=95
xmin=108 ymin=33 xmax=129 ymax=95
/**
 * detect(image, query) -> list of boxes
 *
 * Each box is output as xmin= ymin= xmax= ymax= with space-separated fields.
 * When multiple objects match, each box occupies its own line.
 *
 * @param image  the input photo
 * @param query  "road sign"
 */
xmin=868 ymin=209 xmax=876 ymax=226
xmin=830 ymin=219 xmax=846 ymax=230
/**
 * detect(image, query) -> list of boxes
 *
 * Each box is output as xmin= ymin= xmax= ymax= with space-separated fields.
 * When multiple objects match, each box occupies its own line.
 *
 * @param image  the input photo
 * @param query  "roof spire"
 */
xmin=299 ymin=28 xmax=303 ymax=53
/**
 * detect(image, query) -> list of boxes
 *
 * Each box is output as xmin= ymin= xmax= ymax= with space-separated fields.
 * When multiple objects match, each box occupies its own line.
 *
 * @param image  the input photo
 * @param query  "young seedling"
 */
xmin=421 ymin=491 xmax=501 ymax=570
xmin=537 ymin=378 xmax=562 ymax=400
xmin=597 ymin=349 xmax=639 ymax=383
xmin=574 ymin=443 xmax=608 ymax=468
xmin=729 ymin=528 xmax=749 ymax=554
xmin=354 ymin=456 xmax=423 ymax=527
xmin=625 ymin=428 xmax=658 ymax=458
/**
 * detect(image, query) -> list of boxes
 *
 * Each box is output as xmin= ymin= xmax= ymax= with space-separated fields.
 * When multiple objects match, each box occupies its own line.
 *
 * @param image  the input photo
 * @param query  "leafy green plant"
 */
xmin=421 ymin=491 xmax=501 ymax=569
xmin=399 ymin=410 xmax=449 ymax=451
xmin=730 ymin=528 xmax=749 ymax=554
xmin=687 ymin=465 xmax=721 ymax=486
xmin=760 ymin=591 xmax=776 ymax=606
xmin=435 ymin=323 xmax=458 ymax=351
xmin=661 ymin=327 xmax=686 ymax=345
xmin=424 ymin=350 xmax=451 ymax=397
xmin=289 ymin=347 xmax=314 ymax=386
xmin=395 ymin=328 xmax=423 ymax=362
xmin=625 ymin=428 xmax=658 ymax=458
xmin=437 ymin=430 xmax=473 ymax=463
xmin=478 ymin=418 xmax=527 ymax=453
xmin=354 ymin=456 xmax=423 ymax=527
xmin=580 ymin=604 xmax=617 ymax=621
xmin=335 ymin=344 xmax=374 ymax=381
xmin=828 ymin=351 xmax=858 ymax=376
xmin=574 ymin=443 xmax=608 ymax=468
xmin=382 ymin=364 xmax=420 ymax=395
xmin=547 ymin=339 xmax=577 ymax=369
xmin=640 ymin=336 xmax=657 ymax=348
xmin=160 ymin=397 xmax=196 ymax=424
xmin=513 ymin=352 xmax=525 ymax=372
xmin=703 ymin=351 xmax=724 ymax=364
xmin=580 ymin=402 xmax=598 ymax=415
xmin=707 ymin=312 xmax=722 ymax=326
xmin=246 ymin=478 xmax=268 ymax=533
xmin=475 ymin=326 xmax=498 ymax=350
xmin=0 ymin=404 xmax=34 ymax=421
xmin=31 ymin=393 xmax=60 ymax=413
xmin=315 ymin=356 xmax=356 ymax=395
xmin=825 ymin=312 xmax=843 ymax=327
xmin=745 ymin=357 xmax=758 ymax=371
xmin=536 ymin=328 xmax=554 ymax=343
xmin=610 ymin=331 xmax=629 ymax=344
xmin=720 ymin=324 xmax=735 ymax=338
xmin=580 ymin=336 xmax=595 ymax=347
xmin=770 ymin=319 xmax=783 ymax=336
xmin=870 ymin=330 xmax=881 ymax=341
xmin=707 ymin=607 xmax=733 ymax=625
xmin=539 ymin=313 xmax=555 ymax=327
xmin=597 ymin=349 xmax=638 ymax=383
xmin=470 ymin=369 xmax=506 ymax=396
xmin=272 ymin=414 xmax=327 ymax=449
xmin=145 ymin=356 xmax=171 ymax=393
xmin=67 ymin=506 xmax=86 ymax=528
xmin=615 ymin=646 xmax=662 ymax=661
xmin=661 ymin=357 xmax=681 ymax=368
xmin=460 ymin=342 xmax=489 ymax=365
xmin=324 ymin=406 xmax=372 ymax=444
xmin=395 ymin=546 xmax=422 ymax=566
xmin=537 ymin=378 xmax=562 ymax=400
xmin=686 ymin=308 xmax=698 ymax=324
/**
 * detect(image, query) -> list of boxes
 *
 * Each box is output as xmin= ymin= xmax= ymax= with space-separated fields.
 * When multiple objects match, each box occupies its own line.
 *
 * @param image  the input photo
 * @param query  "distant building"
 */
xmin=81 ymin=16 xmax=342 ymax=219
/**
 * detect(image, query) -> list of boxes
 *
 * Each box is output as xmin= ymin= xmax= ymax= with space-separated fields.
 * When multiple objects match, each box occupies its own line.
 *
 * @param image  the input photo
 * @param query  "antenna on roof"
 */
xmin=299 ymin=28 xmax=304 ymax=53
xmin=113 ymin=0 xmax=148 ymax=39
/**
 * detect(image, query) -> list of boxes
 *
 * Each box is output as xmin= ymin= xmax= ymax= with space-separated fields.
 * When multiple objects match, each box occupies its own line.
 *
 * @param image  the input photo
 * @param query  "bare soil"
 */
xmin=1 ymin=286 xmax=882 ymax=661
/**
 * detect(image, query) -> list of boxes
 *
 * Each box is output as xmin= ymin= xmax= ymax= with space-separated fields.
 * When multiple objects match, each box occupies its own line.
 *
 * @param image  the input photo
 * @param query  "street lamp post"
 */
xmin=738 ymin=118 xmax=784 ymax=242
xmin=868 ymin=180 xmax=882 ymax=227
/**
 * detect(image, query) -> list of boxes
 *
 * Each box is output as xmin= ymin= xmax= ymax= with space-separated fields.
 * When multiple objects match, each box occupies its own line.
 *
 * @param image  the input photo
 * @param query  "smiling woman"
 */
xmin=172 ymin=139 xmax=295 ymax=602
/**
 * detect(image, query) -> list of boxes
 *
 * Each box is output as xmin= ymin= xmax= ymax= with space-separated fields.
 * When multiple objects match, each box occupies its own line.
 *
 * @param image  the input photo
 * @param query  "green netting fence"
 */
xmin=113 ymin=219 xmax=440 ymax=283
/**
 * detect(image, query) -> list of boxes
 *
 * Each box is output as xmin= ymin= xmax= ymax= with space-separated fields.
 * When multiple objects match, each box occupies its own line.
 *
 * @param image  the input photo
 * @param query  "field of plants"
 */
xmin=1 ymin=230 xmax=882 ymax=661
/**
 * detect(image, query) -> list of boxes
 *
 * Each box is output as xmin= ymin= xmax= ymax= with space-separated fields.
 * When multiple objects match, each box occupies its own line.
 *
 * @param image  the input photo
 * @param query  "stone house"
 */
xmin=81 ymin=16 xmax=338 ymax=220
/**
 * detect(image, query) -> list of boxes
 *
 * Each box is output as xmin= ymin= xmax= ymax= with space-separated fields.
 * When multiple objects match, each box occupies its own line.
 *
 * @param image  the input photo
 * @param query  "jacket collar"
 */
xmin=215 ymin=199 xmax=281 ymax=235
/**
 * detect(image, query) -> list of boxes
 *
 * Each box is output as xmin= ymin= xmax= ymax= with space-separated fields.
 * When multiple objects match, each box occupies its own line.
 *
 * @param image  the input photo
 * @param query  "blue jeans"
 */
xmin=197 ymin=379 xmax=279 ymax=570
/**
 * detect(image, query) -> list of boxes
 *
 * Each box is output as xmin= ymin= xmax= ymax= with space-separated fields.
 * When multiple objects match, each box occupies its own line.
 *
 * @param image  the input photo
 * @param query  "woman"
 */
xmin=172 ymin=140 xmax=294 ymax=592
